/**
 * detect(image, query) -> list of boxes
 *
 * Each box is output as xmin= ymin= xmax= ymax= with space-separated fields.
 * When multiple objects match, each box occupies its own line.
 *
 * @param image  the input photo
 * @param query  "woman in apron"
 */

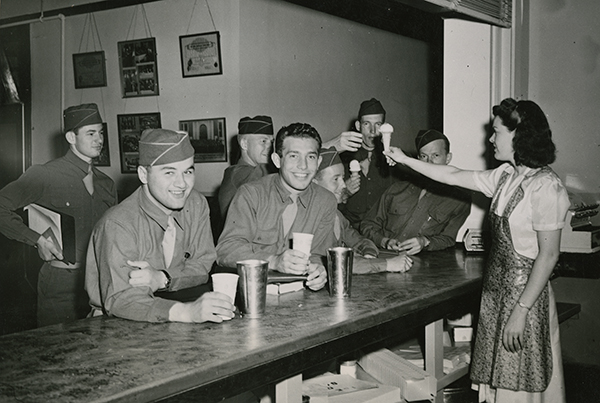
xmin=384 ymin=98 xmax=569 ymax=403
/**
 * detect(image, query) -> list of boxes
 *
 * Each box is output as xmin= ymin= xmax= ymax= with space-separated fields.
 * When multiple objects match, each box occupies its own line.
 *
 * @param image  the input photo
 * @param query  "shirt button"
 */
xmin=66 ymin=202 xmax=70 ymax=206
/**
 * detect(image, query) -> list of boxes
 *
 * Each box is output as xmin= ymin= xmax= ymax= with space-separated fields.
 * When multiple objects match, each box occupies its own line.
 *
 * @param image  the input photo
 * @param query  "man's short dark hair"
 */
xmin=275 ymin=123 xmax=322 ymax=157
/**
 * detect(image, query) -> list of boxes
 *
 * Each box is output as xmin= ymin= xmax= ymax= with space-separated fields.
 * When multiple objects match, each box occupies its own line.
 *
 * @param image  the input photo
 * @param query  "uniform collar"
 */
xmin=273 ymin=174 xmax=311 ymax=209
xmin=138 ymin=187 xmax=184 ymax=231
xmin=64 ymin=149 xmax=91 ymax=174
xmin=236 ymin=158 xmax=255 ymax=167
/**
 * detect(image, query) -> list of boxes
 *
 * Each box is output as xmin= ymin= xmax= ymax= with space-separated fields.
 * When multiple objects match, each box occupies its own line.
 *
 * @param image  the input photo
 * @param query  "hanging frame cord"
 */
xmin=140 ymin=4 xmax=153 ymax=38
xmin=77 ymin=13 xmax=91 ymax=104
xmin=77 ymin=12 xmax=107 ymax=110
xmin=77 ymin=13 xmax=90 ymax=53
xmin=138 ymin=4 xmax=159 ymax=111
xmin=205 ymin=0 xmax=217 ymax=31
xmin=186 ymin=0 xmax=199 ymax=35
xmin=123 ymin=5 xmax=139 ymax=111
xmin=91 ymin=14 xmax=104 ymax=51
xmin=125 ymin=5 xmax=139 ymax=41
xmin=186 ymin=0 xmax=217 ymax=34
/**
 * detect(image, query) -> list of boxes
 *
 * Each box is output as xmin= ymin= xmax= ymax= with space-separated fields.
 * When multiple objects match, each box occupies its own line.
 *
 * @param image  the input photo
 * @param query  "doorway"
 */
xmin=0 ymin=24 xmax=39 ymax=335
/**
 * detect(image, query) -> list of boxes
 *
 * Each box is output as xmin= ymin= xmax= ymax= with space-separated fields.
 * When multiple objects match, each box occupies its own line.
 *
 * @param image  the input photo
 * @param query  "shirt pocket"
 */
xmin=48 ymin=193 xmax=82 ymax=222
xmin=253 ymin=227 xmax=280 ymax=247
xmin=388 ymin=205 xmax=410 ymax=216
xmin=421 ymin=210 xmax=446 ymax=233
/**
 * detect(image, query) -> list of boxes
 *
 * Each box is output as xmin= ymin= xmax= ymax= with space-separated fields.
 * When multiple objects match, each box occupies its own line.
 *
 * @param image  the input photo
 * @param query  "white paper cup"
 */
xmin=212 ymin=273 xmax=239 ymax=320
xmin=292 ymin=232 xmax=314 ymax=256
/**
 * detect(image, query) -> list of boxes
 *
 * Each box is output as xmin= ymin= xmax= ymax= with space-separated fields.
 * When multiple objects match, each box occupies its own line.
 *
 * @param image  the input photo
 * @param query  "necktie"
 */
xmin=334 ymin=214 xmax=341 ymax=242
xmin=419 ymin=189 xmax=427 ymax=200
xmin=162 ymin=215 xmax=176 ymax=268
xmin=281 ymin=194 xmax=298 ymax=237
xmin=360 ymin=151 xmax=372 ymax=176
xmin=83 ymin=164 xmax=94 ymax=195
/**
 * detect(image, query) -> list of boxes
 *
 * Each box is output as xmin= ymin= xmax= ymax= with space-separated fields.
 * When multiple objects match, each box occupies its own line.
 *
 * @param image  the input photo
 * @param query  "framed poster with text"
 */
xmin=179 ymin=31 xmax=223 ymax=78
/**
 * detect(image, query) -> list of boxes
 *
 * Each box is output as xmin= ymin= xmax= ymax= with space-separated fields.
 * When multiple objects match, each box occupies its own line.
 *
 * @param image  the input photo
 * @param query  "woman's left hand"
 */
xmin=383 ymin=146 xmax=409 ymax=165
xmin=502 ymin=305 xmax=529 ymax=353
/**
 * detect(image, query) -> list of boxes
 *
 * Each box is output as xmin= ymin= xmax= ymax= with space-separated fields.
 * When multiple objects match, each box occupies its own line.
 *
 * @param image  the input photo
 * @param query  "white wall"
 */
xmin=527 ymin=0 xmax=600 ymax=193
xmin=443 ymin=19 xmax=495 ymax=240
xmin=239 ymin=0 xmax=430 ymax=147
xmin=26 ymin=0 xmax=431 ymax=197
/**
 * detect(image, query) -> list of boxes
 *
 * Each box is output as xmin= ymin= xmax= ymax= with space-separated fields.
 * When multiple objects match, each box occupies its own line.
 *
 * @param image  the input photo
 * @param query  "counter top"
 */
xmin=0 ymin=248 xmax=483 ymax=403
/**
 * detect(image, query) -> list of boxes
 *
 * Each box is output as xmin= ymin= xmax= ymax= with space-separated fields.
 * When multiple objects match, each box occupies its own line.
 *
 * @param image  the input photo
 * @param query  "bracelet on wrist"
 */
xmin=517 ymin=301 xmax=531 ymax=310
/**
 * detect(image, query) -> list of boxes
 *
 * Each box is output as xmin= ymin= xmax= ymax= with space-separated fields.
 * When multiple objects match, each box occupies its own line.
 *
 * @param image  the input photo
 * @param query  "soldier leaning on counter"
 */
xmin=0 ymin=104 xmax=117 ymax=327
xmin=312 ymin=147 xmax=413 ymax=274
xmin=86 ymin=128 xmax=234 ymax=323
xmin=217 ymin=122 xmax=337 ymax=291
xmin=360 ymin=130 xmax=471 ymax=255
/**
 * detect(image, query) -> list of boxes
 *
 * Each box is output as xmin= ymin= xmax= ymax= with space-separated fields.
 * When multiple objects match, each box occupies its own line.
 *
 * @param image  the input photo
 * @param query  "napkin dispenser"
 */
xmin=560 ymin=191 xmax=600 ymax=253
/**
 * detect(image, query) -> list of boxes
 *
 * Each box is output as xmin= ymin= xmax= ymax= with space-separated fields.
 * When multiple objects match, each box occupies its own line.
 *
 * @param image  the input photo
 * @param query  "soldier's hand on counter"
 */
xmin=269 ymin=249 xmax=310 ymax=275
xmin=169 ymin=292 xmax=235 ymax=323
xmin=396 ymin=237 xmax=430 ymax=255
xmin=305 ymin=263 xmax=327 ymax=291
xmin=386 ymin=254 xmax=413 ymax=273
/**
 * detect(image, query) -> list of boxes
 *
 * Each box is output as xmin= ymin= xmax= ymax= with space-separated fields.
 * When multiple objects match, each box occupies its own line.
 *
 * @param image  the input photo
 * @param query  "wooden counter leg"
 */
xmin=425 ymin=319 xmax=444 ymax=403
xmin=275 ymin=373 xmax=302 ymax=403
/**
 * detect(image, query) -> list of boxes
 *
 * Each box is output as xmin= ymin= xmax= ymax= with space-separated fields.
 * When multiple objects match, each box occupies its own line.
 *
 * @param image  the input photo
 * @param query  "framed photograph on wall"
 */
xmin=117 ymin=38 xmax=159 ymax=97
xmin=117 ymin=112 xmax=161 ymax=173
xmin=179 ymin=117 xmax=227 ymax=163
xmin=73 ymin=51 xmax=107 ymax=89
xmin=93 ymin=123 xmax=111 ymax=166
xmin=179 ymin=31 xmax=223 ymax=78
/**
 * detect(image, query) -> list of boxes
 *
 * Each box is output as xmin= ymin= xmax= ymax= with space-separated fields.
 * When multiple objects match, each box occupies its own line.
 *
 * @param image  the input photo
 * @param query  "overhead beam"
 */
xmin=0 ymin=0 xmax=162 ymax=27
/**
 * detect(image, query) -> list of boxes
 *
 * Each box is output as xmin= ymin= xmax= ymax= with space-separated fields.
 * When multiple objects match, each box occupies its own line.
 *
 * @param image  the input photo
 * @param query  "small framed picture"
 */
xmin=73 ymin=51 xmax=107 ymax=89
xmin=179 ymin=117 xmax=227 ymax=163
xmin=93 ymin=123 xmax=111 ymax=167
xmin=117 ymin=113 xmax=162 ymax=173
xmin=179 ymin=31 xmax=223 ymax=78
xmin=117 ymin=38 xmax=159 ymax=97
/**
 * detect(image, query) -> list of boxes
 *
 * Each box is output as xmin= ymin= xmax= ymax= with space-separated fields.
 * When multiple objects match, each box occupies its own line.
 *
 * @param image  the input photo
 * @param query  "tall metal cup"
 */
xmin=236 ymin=259 xmax=269 ymax=318
xmin=327 ymin=247 xmax=354 ymax=298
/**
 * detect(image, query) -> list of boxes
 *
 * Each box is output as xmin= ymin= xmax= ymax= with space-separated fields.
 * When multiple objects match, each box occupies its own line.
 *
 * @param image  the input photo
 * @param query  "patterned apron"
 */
xmin=470 ymin=169 xmax=553 ymax=392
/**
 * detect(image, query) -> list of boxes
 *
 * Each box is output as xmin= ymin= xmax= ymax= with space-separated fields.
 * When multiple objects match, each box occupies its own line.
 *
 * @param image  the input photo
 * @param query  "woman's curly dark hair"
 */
xmin=492 ymin=98 xmax=556 ymax=168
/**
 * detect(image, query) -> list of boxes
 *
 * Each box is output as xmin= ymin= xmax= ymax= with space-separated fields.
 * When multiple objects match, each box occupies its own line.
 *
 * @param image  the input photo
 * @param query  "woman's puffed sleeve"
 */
xmin=472 ymin=163 xmax=512 ymax=198
xmin=532 ymin=175 xmax=570 ymax=231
